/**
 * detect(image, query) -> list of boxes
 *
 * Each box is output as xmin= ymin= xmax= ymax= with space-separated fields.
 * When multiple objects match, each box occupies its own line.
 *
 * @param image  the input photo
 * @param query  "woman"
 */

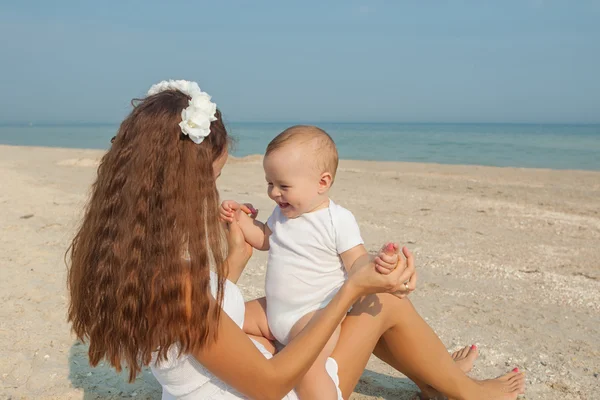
xmin=67 ymin=80 xmax=525 ymax=399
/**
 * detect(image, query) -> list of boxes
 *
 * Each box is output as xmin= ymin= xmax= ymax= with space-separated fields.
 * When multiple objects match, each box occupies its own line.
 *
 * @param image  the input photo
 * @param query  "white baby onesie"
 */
xmin=265 ymin=199 xmax=364 ymax=345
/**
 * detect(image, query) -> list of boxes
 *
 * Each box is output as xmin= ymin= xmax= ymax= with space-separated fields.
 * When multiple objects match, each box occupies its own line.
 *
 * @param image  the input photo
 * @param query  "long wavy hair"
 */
xmin=67 ymin=89 xmax=229 ymax=381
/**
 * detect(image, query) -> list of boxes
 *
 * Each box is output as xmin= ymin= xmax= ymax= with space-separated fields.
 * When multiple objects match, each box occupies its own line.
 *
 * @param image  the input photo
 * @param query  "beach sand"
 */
xmin=1 ymin=145 xmax=598 ymax=399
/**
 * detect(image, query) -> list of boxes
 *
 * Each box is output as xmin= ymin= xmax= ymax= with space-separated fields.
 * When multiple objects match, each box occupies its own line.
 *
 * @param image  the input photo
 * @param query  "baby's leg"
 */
xmin=244 ymin=298 xmax=276 ymax=353
xmin=290 ymin=311 xmax=341 ymax=400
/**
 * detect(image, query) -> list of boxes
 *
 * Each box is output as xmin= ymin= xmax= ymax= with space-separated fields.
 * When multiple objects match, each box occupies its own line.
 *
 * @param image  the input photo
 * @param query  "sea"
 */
xmin=1 ymin=123 xmax=599 ymax=171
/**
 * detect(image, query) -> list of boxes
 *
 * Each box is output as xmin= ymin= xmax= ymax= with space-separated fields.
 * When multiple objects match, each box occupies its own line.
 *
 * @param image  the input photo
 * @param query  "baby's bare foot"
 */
xmin=473 ymin=369 xmax=526 ymax=400
xmin=451 ymin=345 xmax=479 ymax=373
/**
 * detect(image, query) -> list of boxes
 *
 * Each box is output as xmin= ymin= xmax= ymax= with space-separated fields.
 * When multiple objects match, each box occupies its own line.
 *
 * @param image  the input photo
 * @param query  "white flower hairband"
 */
xmin=147 ymin=79 xmax=217 ymax=144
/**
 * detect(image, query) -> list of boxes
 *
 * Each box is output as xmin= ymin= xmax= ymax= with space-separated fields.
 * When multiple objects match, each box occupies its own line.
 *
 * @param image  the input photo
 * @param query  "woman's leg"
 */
xmin=331 ymin=294 xmax=525 ymax=400
xmin=247 ymin=296 xmax=524 ymax=399
xmin=244 ymin=298 xmax=477 ymax=397
xmin=374 ymin=341 xmax=479 ymax=399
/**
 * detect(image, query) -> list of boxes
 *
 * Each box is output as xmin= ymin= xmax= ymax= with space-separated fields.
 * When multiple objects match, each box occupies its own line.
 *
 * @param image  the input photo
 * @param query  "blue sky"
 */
xmin=0 ymin=0 xmax=599 ymax=123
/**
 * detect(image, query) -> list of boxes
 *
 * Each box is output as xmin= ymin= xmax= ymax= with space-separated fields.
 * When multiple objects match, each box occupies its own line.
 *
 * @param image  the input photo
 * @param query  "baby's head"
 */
xmin=264 ymin=125 xmax=338 ymax=218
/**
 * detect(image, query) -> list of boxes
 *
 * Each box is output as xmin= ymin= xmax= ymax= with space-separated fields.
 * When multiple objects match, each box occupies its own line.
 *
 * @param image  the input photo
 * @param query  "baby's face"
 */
xmin=263 ymin=146 xmax=325 ymax=218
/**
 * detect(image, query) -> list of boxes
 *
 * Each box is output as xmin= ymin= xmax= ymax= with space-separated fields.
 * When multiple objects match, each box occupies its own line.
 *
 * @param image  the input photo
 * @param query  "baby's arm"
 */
xmin=333 ymin=205 xmax=399 ymax=272
xmin=237 ymin=211 xmax=271 ymax=251
xmin=339 ymin=244 xmax=370 ymax=272
xmin=220 ymin=200 xmax=271 ymax=251
xmin=340 ymin=242 xmax=400 ymax=273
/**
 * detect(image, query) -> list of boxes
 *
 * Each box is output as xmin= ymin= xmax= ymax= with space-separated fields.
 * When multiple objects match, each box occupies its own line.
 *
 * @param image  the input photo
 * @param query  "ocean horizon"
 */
xmin=1 ymin=122 xmax=599 ymax=171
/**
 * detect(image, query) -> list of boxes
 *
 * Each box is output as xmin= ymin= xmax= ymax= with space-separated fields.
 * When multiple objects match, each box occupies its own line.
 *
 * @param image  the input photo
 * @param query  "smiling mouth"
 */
xmin=279 ymin=202 xmax=290 ymax=209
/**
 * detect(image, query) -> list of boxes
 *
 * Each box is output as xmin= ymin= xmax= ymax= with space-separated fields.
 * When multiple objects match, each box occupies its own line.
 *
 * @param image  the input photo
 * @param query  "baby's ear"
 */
xmin=318 ymin=172 xmax=333 ymax=193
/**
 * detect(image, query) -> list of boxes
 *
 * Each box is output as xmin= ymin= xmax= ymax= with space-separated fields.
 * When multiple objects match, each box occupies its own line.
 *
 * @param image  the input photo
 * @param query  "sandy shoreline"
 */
xmin=1 ymin=144 xmax=598 ymax=399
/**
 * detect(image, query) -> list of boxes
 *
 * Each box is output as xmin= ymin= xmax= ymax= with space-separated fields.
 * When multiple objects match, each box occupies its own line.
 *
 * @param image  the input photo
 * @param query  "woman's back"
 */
xmin=151 ymin=272 xmax=343 ymax=400
xmin=151 ymin=272 xmax=251 ymax=399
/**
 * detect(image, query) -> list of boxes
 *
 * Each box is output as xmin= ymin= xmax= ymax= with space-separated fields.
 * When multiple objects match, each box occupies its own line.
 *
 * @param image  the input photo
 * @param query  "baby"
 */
xmin=220 ymin=125 xmax=400 ymax=399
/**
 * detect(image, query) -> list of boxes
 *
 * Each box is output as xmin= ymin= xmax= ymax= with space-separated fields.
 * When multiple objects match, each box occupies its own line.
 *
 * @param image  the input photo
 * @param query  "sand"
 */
xmin=0 ymin=144 xmax=598 ymax=399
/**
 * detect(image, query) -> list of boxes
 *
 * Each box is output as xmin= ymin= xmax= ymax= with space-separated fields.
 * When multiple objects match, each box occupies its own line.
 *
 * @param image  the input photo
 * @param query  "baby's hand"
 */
xmin=374 ymin=242 xmax=400 ymax=275
xmin=220 ymin=200 xmax=258 ymax=223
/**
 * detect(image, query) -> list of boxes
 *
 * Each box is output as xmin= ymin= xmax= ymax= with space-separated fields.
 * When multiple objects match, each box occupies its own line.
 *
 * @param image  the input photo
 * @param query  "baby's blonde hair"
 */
xmin=265 ymin=125 xmax=339 ymax=180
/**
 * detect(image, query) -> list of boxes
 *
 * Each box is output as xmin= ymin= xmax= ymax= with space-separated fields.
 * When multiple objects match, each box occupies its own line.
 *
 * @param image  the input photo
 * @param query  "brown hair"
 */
xmin=67 ymin=89 xmax=229 ymax=381
xmin=265 ymin=125 xmax=339 ymax=180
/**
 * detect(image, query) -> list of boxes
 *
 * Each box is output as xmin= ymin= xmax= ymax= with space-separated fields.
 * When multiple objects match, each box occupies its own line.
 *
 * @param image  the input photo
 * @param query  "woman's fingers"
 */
xmin=220 ymin=200 xmax=238 ymax=223
xmin=221 ymin=200 xmax=240 ymax=211
xmin=375 ymin=255 xmax=405 ymax=292
xmin=402 ymin=247 xmax=417 ymax=292
xmin=402 ymin=246 xmax=414 ymax=265
xmin=381 ymin=247 xmax=416 ymax=295
xmin=347 ymin=246 xmax=416 ymax=297
xmin=220 ymin=210 xmax=235 ymax=223
xmin=395 ymin=247 xmax=415 ymax=284
xmin=226 ymin=217 xmax=253 ymax=265
xmin=226 ymin=213 xmax=240 ymax=235
xmin=220 ymin=199 xmax=257 ymax=223
xmin=227 ymin=213 xmax=252 ymax=256
xmin=407 ymin=269 xmax=417 ymax=292
xmin=391 ymin=270 xmax=418 ymax=298
xmin=221 ymin=200 xmax=257 ymax=222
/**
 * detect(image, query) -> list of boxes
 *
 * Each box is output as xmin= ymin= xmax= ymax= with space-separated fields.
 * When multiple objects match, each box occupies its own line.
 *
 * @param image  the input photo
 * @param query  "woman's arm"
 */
xmin=197 ymin=221 xmax=415 ymax=399
xmin=194 ymin=282 xmax=357 ymax=400
xmin=224 ymin=215 xmax=254 ymax=283
xmin=224 ymin=251 xmax=250 ymax=284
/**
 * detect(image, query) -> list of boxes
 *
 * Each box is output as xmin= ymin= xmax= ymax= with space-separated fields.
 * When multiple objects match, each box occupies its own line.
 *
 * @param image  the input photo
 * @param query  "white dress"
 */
xmin=151 ymin=272 xmax=343 ymax=399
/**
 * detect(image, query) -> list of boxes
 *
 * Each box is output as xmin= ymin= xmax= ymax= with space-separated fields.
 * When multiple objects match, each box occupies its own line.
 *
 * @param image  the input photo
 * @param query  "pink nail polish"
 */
xmin=512 ymin=368 xmax=519 ymax=373
xmin=385 ymin=243 xmax=394 ymax=252
xmin=471 ymin=344 xmax=477 ymax=350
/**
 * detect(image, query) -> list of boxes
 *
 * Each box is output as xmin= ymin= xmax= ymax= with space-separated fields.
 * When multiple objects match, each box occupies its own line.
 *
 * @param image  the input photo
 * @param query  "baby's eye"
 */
xmin=280 ymin=185 xmax=290 ymax=189
xmin=267 ymin=182 xmax=273 ymax=186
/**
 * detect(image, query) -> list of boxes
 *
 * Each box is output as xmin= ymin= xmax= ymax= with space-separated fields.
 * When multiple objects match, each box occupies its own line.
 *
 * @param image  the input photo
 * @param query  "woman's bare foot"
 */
xmin=416 ymin=345 xmax=480 ymax=399
xmin=418 ymin=369 xmax=525 ymax=400
xmin=452 ymin=345 xmax=479 ymax=373
xmin=473 ymin=369 xmax=526 ymax=399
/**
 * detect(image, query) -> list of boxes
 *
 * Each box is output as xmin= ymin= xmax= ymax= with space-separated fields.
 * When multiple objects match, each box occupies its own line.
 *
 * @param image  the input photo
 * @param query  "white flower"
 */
xmin=146 ymin=79 xmax=217 ymax=144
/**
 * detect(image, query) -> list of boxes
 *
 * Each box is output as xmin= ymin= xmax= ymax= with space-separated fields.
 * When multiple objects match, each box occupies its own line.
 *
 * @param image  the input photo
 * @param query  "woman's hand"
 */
xmin=372 ymin=243 xmax=418 ymax=299
xmin=225 ymin=210 xmax=253 ymax=282
xmin=392 ymin=247 xmax=417 ymax=299
xmin=221 ymin=200 xmax=259 ymax=223
xmin=346 ymin=246 xmax=415 ymax=298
